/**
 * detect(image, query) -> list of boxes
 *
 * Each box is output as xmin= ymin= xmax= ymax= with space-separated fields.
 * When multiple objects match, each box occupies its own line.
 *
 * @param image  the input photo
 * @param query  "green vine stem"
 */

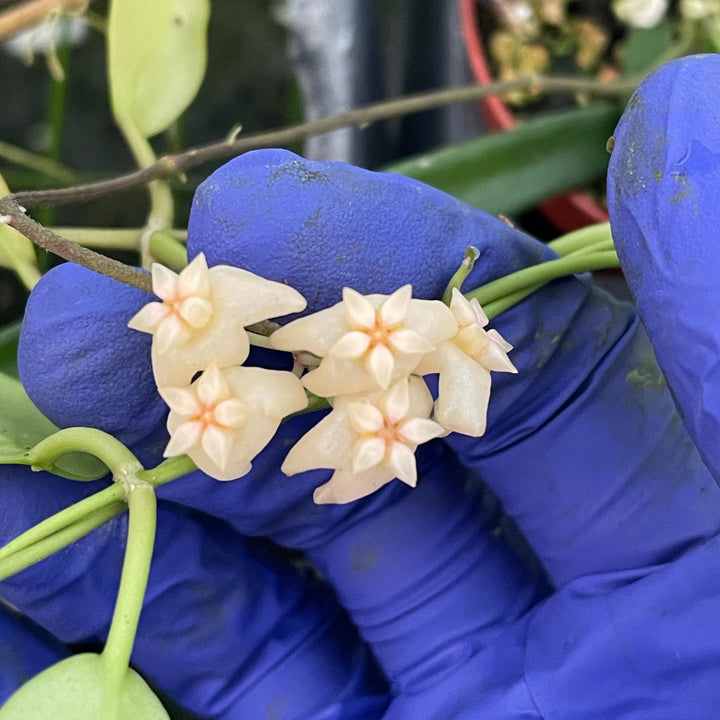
xmin=101 ymin=481 xmax=157 ymax=716
xmin=0 ymin=453 xmax=196 ymax=583
xmin=0 ymin=483 xmax=124 ymax=564
xmin=0 ymin=502 xmax=125 ymax=582
xmin=137 ymin=454 xmax=197 ymax=488
xmin=467 ymin=249 xmax=619 ymax=309
xmin=148 ymin=229 xmax=188 ymax=271
xmin=28 ymin=427 xmax=141 ymax=476
xmin=115 ymin=116 xmax=174 ymax=267
xmin=547 ymin=222 xmax=612 ymax=256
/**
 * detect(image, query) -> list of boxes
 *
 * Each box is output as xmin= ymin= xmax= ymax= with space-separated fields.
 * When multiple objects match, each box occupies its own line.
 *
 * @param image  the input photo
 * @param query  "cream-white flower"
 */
xmin=160 ymin=362 xmax=308 ymax=480
xmin=612 ymin=0 xmax=668 ymax=27
xmin=271 ymin=285 xmax=457 ymax=396
xmin=128 ymin=253 xmax=307 ymax=386
xmin=417 ymin=288 xmax=517 ymax=437
xmin=282 ymin=377 xmax=443 ymax=504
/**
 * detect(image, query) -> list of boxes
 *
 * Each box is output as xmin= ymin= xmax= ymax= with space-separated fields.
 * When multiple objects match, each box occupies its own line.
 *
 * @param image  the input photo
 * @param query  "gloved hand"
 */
xmin=3 ymin=53 xmax=720 ymax=719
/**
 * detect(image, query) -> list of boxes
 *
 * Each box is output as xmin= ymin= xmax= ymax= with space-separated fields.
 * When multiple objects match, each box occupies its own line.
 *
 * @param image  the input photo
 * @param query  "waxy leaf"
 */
xmin=0 ymin=173 xmax=40 ymax=289
xmin=0 ymin=372 xmax=107 ymax=481
xmin=0 ymin=654 xmax=169 ymax=719
xmin=108 ymin=0 xmax=211 ymax=138
xmin=384 ymin=104 xmax=621 ymax=217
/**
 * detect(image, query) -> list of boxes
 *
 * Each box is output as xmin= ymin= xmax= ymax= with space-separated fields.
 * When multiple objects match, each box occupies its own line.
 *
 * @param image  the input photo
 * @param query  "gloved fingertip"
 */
xmin=607 ymin=53 xmax=720 ymax=480
xmin=18 ymin=262 xmax=167 ymax=447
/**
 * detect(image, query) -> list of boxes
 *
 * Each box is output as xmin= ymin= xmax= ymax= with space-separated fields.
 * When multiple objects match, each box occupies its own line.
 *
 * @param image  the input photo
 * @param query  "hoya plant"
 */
xmin=1 ymin=1 xmax=719 ymax=718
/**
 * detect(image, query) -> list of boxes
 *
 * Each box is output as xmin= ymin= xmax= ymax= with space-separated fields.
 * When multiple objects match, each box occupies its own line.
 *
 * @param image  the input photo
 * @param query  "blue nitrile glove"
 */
xmin=7 ymin=52 xmax=720 ymax=715
xmin=0 ymin=466 xmax=389 ymax=719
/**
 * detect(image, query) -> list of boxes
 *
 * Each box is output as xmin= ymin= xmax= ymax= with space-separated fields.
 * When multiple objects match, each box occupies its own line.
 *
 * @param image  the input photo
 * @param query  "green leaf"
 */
xmin=108 ymin=0 xmax=211 ymax=139
xmin=622 ymin=20 xmax=674 ymax=77
xmin=0 ymin=654 xmax=170 ymax=720
xmin=0 ymin=372 xmax=107 ymax=481
xmin=383 ymin=104 xmax=622 ymax=217
xmin=0 ymin=173 xmax=41 ymax=289
xmin=0 ymin=321 xmax=21 ymax=379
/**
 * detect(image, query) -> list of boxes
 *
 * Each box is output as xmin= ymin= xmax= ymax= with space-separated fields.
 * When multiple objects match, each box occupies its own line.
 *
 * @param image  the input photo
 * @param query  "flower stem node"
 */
xmin=282 ymin=377 xmax=443 ymax=504
xmin=128 ymin=252 xmax=307 ymax=386
xmin=271 ymin=284 xmax=458 ymax=396
xmin=160 ymin=363 xmax=308 ymax=480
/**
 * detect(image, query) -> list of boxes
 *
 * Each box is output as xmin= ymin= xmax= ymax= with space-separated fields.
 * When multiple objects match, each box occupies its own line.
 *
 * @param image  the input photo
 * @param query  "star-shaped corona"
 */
xmin=271 ymin=284 xmax=458 ymax=397
xmin=281 ymin=377 xmax=443 ymax=504
xmin=128 ymin=252 xmax=307 ymax=386
xmin=161 ymin=363 xmax=308 ymax=480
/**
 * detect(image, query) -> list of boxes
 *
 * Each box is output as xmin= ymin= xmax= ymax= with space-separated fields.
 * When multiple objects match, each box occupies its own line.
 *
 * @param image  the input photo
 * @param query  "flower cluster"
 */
xmin=128 ymin=253 xmax=309 ymax=479
xmin=272 ymin=284 xmax=517 ymax=503
xmin=128 ymin=257 xmax=517 ymax=503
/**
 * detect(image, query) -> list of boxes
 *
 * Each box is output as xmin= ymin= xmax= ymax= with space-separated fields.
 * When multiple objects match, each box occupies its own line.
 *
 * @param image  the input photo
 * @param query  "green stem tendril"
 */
xmin=0 ymin=483 xmax=125 ymax=564
xmin=442 ymin=245 xmax=480 ymax=304
xmin=102 ymin=482 xmax=157 ymax=715
xmin=27 ymin=427 xmax=141 ymax=477
xmin=148 ymin=229 xmax=187 ymax=271
xmin=0 ymin=502 xmax=125 ymax=582
xmin=115 ymin=116 xmax=174 ymax=268
xmin=470 ymin=249 xmax=620 ymax=317
xmin=546 ymin=222 xmax=612 ymax=256
xmin=137 ymin=454 xmax=197 ymax=488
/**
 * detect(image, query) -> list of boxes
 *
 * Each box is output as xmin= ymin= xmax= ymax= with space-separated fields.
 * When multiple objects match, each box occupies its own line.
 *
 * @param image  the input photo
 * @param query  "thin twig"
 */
xmin=0 ymin=208 xmax=151 ymax=291
xmin=0 ymin=0 xmax=89 ymax=41
xmin=8 ymin=73 xmax=638 ymax=209
xmin=0 ymin=72 xmax=638 ymax=296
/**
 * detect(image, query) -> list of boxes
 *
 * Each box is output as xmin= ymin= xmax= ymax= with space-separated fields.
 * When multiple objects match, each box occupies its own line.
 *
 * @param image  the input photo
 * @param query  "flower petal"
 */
xmin=381 ymin=379 xmax=410 ymax=424
xmin=388 ymin=328 xmax=435 ymax=355
xmin=434 ymin=343 xmax=492 ymax=437
xmin=387 ymin=441 xmax=418 ymax=487
xmin=313 ymin=467 xmax=395 ymax=504
xmin=210 ymin=265 xmax=307 ymax=325
xmin=347 ymin=401 xmax=384 ymax=434
xmin=399 ymin=417 xmax=444 ymax=445
xmin=404 ymin=299 xmax=458 ymax=344
xmin=343 ymin=287 xmax=376 ymax=329
xmin=366 ymin=343 xmax=395 ymax=388
xmin=151 ymin=263 xmax=178 ymax=301
xmin=487 ymin=328 xmax=515 ymax=356
xmin=301 ymin=356 xmax=376 ymax=397
xmin=201 ymin=424 xmax=233 ymax=471
xmin=196 ymin=363 xmax=229 ymax=406
xmin=177 ymin=252 xmax=210 ymax=298
xmin=351 ymin=436 xmax=387 ymax=473
xmin=379 ymin=284 xmax=411 ymax=326
xmin=214 ymin=399 xmax=247 ymax=428
xmin=163 ymin=419 xmax=203 ymax=457
xmin=158 ymin=386 xmax=202 ymax=416
xmin=329 ymin=330 xmax=371 ymax=358
xmin=271 ymin=304 xmax=348 ymax=355
xmin=127 ymin=302 xmax=168 ymax=335
xmin=281 ymin=407 xmax=355 ymax=475
xmin=155 ymin=314 xmax=189 ymax=354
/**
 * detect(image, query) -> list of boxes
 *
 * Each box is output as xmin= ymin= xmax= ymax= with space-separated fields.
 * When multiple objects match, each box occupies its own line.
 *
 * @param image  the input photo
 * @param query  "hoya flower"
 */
xmin=612 ymin=0 xmax=668 ymax=28
xmin=159 ymin=362 xmax=308 ymax=480
xmin=282 ymin=377 xmax=444 ymax=504
xmin=271 ymin=285 xmax=457 ymax=397
xmin=416 ymin=288 xmax=517 ymax=437
xmin=128 ymin=253 xmax=307 ymax=386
